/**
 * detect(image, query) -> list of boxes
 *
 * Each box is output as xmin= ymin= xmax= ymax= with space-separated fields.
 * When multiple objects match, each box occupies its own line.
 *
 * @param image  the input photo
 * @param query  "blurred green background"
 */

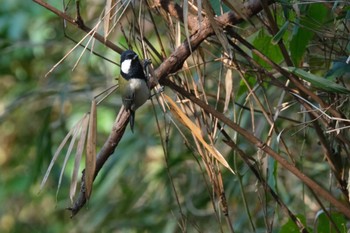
xmin=0 ymin=1 xmax=145 ymax=232
xmin=0 ymin=1 xmax=202 ymax=232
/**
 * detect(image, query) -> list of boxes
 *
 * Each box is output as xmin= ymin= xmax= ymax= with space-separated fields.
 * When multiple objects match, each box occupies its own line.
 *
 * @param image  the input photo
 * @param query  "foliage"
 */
xmin=0 ymin=0 xmax=349 ymax=232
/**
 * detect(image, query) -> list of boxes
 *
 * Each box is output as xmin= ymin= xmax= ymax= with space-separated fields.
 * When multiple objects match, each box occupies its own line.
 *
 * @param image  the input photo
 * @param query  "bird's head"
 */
xmin=120 ymin=50 xmax=146 ymax=80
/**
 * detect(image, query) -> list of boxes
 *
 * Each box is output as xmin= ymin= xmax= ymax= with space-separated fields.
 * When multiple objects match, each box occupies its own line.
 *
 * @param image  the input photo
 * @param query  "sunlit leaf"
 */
xmin=164 ymin=94 xmax=235 ymax=174
xmin=224 ymin=66 xmax=233 ymax=113
xmin=104 ymin=0 xmax=113 ymax=39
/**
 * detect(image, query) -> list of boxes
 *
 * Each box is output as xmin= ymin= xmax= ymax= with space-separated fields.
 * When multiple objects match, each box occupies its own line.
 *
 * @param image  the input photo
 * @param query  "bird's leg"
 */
xmin=142 ymin=58 xmax=164 ymax=98
xmin=149 ymin=86 xmax=165 ymax=98
xmin=143 ymin=59 xmax=152 ymax=71
xmin=143 ymin=59 xmax=152 ymax=83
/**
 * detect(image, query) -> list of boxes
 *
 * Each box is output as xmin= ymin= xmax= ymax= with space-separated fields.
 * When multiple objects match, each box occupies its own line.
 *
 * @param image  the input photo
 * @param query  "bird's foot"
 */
xmin=150 ymin=86 xmax=165 ymax=98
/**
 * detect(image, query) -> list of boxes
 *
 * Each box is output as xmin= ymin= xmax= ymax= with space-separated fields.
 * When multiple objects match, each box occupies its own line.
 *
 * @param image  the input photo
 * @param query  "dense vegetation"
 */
xmin=0 ymin=0 xmax=349 ymax=232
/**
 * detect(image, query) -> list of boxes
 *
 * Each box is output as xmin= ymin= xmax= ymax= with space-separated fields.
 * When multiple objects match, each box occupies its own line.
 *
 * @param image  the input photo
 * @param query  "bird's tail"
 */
xmin=129 ymin=110 xmax=135 ymax=133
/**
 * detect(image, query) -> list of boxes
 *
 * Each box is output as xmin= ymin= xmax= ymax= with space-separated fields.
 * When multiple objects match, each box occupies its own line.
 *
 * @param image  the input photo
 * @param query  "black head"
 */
xmin=120 ymin=50 xmax=146 ymax=81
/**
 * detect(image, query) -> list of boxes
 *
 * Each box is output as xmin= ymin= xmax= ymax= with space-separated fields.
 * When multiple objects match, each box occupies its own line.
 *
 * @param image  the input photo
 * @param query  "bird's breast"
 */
xmin=125 ymin=78 xmax=150 ymax=111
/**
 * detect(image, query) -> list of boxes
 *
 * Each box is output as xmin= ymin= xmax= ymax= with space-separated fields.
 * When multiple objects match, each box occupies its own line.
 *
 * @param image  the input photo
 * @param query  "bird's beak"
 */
xmin=132 ymin=54 xmax=138 ymax=60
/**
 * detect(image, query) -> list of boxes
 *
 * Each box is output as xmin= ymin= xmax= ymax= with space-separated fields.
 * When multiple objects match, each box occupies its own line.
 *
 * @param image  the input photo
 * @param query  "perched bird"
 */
xmin=119 ymin=50 xmax=150 ymax=132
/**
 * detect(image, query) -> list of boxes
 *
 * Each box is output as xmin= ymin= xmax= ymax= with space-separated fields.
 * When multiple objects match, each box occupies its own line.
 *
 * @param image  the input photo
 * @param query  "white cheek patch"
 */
xmin=121 ymin=59 xmax=132 ymax=74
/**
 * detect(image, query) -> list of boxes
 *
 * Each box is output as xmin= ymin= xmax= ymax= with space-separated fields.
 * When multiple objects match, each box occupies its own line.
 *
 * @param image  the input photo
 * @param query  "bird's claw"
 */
xmin=149 ymin=85 xmax=165 ymax=98
xmin=143 ymin=59 xmax=152 ymax=69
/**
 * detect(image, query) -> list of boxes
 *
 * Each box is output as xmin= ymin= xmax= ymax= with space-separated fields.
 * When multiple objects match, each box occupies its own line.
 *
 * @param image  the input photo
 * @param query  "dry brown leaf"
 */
xmin=164 ymin=95 xmax=235 ymax=174
xmin=56 ymin=119 xmax=83 ymax=199
xmin=224 ymin=67 xmax=233 ymax=113
xmin=104 ymin=0 xmax=113 ymax=40
xmin=70 ymin=113 xmax=90 ymax=203
xmin=221 ymin=0 xmax=248 ymax=21
xmin=85 ymin=100 xmax=97 ymax=200
xmin=202 ymin=0 xmax=231 ymax=56
xmin=197 ymin=0 xmax=203 ymax=30
xmin=40 ymin=122 xmax=76 ymax=191
xmin=183 ymin=0 xmax=193 ymax=53
xmin=348 ymin=169 xmax=350 ymax=202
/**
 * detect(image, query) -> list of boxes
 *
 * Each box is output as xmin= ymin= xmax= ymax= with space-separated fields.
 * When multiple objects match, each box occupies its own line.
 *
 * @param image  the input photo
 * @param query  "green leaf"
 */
xmin=279 ymin=0 xmax=291 ymax=19
xmin=290 ymin=4 xmax=328 ymax=65
xmin=253 ymin=29 xmax=284 ymax=69
xmin=271 ymin=20 xmax=290 ymax=45
xmin=286 ymin=67 xmax=350 ymax=94
xmin=315 ymin=211 xmax=347 ymax=233
xmin=280 ymin=214 xmax=309 ymax=233
xmin=267 ymin=157 xmax=278 ymax=192
xmin=325 ymin=57 xmax=350 ymax=80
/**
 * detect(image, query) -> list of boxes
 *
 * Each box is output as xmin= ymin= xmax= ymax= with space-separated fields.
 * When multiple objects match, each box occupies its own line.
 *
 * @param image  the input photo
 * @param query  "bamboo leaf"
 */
xmin=325 ymin=57 xmax=350 ymax=80
xmin=197 ymin=0 xmax=202 ymax=30
xmin=85 ymin=100 xmax=97 ymax=200
xmin=70 ymin=113 xmax=89 ymax=203
xmin=253 ymin=29 xmax=284 ymax=69
xmin=104 ymin=0 xmax=113 ymax=39
xmin=290 ymin=4 xmax=328 ymax=65
xmin=164 ymin=95 xmax=235 ymax=174
xmin=224 ymin=67 xmax=233 ymax=113
xmin=347 ymin=169 xmax=350 ymax=202
xmin=40 ymin=123 xmax=75 ymax=191
xmin=183 ymin=0 xmax=192 ymax=52
xmin=203 ymin=0 xmax=231 ymax=55
xmin=56 ymin=118 xmax=82 ymax=200
xmin=221 ymin=0 xmax=248 ymax=21
xmin=286 ymin=67 xmax=350 ymax=94
xmin=271 ymin=20 xmax=289 ymax=45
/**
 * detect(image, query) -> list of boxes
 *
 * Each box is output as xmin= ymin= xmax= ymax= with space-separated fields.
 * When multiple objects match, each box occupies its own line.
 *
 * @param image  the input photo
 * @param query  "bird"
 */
xmin=119 ymin=50 xmax=150 ymax=132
